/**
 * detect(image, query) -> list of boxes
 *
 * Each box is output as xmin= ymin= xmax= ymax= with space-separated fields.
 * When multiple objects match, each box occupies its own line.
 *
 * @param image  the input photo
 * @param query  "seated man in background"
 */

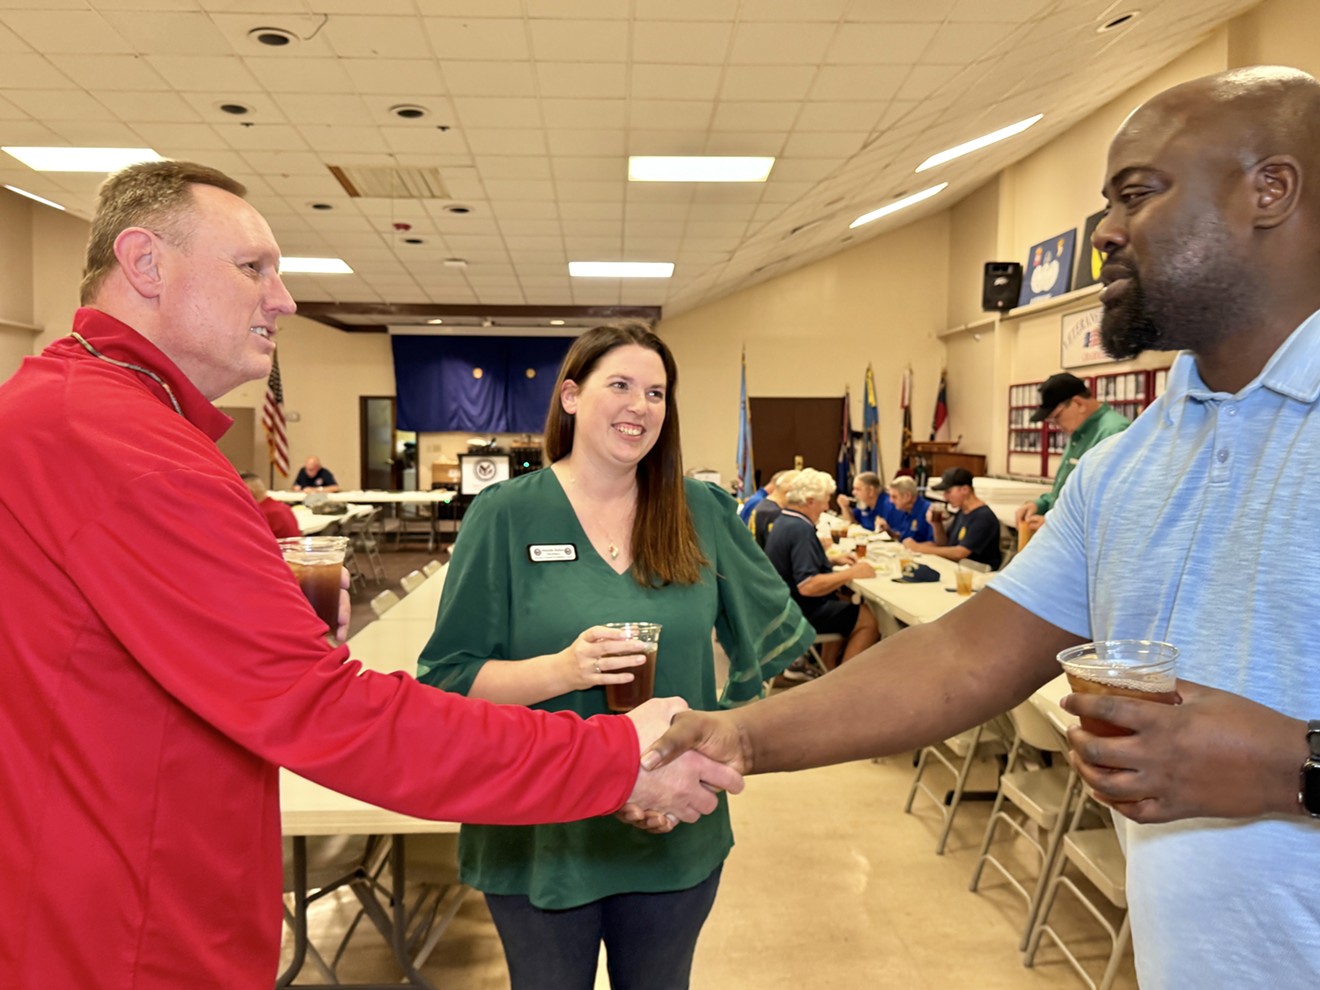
xmin=905 ymin=467 xmax=1002 ymax=570
xmin=875 ymin=475 xmax=934 ymax=544
xmin=749 ymin=468 xmax=796 ymax=549
xmin=1014 ymin=372 xmax=1130 ymax=536
xmin=736 ymin=474 xmax=773 ymax=524
xmin=293 ymin=455 xmax=340 ymax=492
xmin=765 ymin=468 xmax=879 ymax=671
xmin=835 ymin=471 xmax=883 ymax=530
xmin=240 ymin=471 xmax=300 ymax=539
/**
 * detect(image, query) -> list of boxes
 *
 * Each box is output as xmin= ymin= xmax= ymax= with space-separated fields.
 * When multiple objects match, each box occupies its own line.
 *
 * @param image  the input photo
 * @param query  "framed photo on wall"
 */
xmin=1072 ymin=209 xmax=1106 ymax=289
xmin=1018 ymin=229 xmax=1077 ymax=306
xmin=1060 ymin=305 xmax=1109 ymax=369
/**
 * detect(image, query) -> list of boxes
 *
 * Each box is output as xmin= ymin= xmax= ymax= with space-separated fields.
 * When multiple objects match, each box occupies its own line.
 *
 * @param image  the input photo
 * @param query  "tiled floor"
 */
xmin=281 ymin=746 xmax=1136 ymax=989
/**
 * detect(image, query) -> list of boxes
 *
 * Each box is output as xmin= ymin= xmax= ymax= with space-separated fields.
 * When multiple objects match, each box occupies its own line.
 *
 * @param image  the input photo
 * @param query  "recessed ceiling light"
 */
xmin=628 ymin=156 xmax=775 ymax=183
xmin=444 ymin=258 xmax=468 ymax=268
xmin=402 ymin=237 xmax=425 ymax=245
xmin=390 ymin=104 xmax=429 ymax=120
xmin=442 ymin=204 xmax=471 ymax=214
xmin=217 ymin=102 xmax=252 ymax=116
xmin=569 ymin=261 xmax=675 ymax=278
xmin=248 ymin=26 xmax=297 ymax=47
xmin=309 ymin=202 xmax=333 ymax=210
xmin=915 ymin=114 xmax=1043 ymax=172
xmin=3 ymin=184 xmax=65 ymax=210
xmin=850 ymin=183 xmax=949 ymax=229
xmin=278 ymin=257 xmax=353 ymax=274
xmin=548 ymin=319 xmax=566 ymax=326
xmin=1098 ymin=10 xmax=1140 ymax=32
xmin=2 ymin=146 xmax=165 ymax=173
xmin=426 ymin=318 xmax=444 ymax=325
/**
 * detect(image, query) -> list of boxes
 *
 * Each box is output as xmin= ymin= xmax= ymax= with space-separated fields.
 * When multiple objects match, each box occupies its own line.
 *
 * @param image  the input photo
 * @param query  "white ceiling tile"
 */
xmin=4 ymin=10 xmax=132 ymax=54
xmin=781 ymin=131 xmax=865 ymax=158
xmin=625 ymin=130 xmax=707 ymax=156
xmin=487 ymin=201 xmax=559 ymax=221
xmin=380 ymin=127 xmax=461 ymax=155
xmin=6 ymin=89 xmax=115 ymax=121
xmin=110 ymin=10 xmax=236 ymax=55
xmin=546 ymin=129 xmax=625 ymax=156
xmin=322 ymin=15 xmax=433 ymax=59
xmin=542 ymin=98 xmax=626 ymax=130
xmin=293 ymin=124 xmax=382 ymax=154
xmin=528 ymin=18 xmax=628 ymax=62
xmin=272 ymin=93 xmax=373 ymax=126
xmin=498 ymin=218 xmax=563 ymax=237
xmin=0 ymin=21 xmax=30 ymax=53
xmin=453 ymin=97 xmax=542 ymax=130
xmin=558 ymin=201 xmax=623 ymax=220
xmin=631 ymin=21 xmax=731 ymax=64
xmin=525 ymin=0 xmax=628 ymax=19
xmin=237 ymin=150 xmax=327 ymax=175
xmin=423 ymin=18 xmax=529 ymax=62
xmin=0 ymin=53 xmax=74 ymax=90
xmin=483 ymin=179 xmax=557 ymax=201
xmin=264 ymin=173 xmax=346 ymax=197
xmin=464 ymin=128 xmax=548 ymax=156
xmin=630 ymin=64 xmax=721 ymax=102
xmin=442 ymin=176 xmax=487 ymax=199
xmin=738 ymin=0 xmax=849 ymax=20
xmin=710 ymin=101 xmax=801 ymax=132
xmin=720 ymin=66 xmax=816 ymax=102
xmin=46 ymin=120 xmax=145 ymax=146
xmin=809 ymin=64 xmax=910 ymax=100
xmin=244 ymin=56 xmax=356 ymax=94
xmin=550 ymin=157 xmax=620 ymax=181
xmin=849 ymin=0 xmax=960 ymax=20
xmin=146 ymin=55 xmax=263 ymax=93
xmin=827 ymin=22 xmax=939 ymax=63
xmin=634 ymin=0 xmax=739 ymax=21
xmin=758 ymin=179 xmax=816 ymax=202
xmin=690 ymin=184 xmax=765 ymax=203
xmin=536 ymin=63 xmax=626 ymax=99
xmin=628 ymin=100 xmax=714 ymax=131
xmin=555 ymin=179 xmax=626 ymax=203
xmin=475 ymin=156 xmax=552 ymax=180
xmin=219 ymin=123 xmax=310 ymax=152
xmin=563 ymin=219 xmax=625 ymax=238
xmin=923 ymin=21 xmax=1020 ymax=64
xmin=182 ymin=91 xmax=288 ymax=124
xmin=0 ymin=93 xmax=28 ymax=120
xmin=443 ymin=62 xmax=537 ymax=98
xmin=795 ymin=100 xmax=887 ymax=131
xmin=341 ymin=58 xmax=446 ymax=96
xmin=729 ymin=22 xmax=835 ymax=64
xmin=703 ymin=132 xmax=787 ymax=156
xmin=46 ymin=54 xmax=169 ymax=92
xmin=897 ymin=64 xmax=962 ymax=101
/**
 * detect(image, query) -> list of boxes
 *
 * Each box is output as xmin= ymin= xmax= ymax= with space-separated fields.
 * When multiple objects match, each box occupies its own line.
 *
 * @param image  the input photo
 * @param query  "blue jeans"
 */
xmin=483 ymin=865 xmax=723 ymax=990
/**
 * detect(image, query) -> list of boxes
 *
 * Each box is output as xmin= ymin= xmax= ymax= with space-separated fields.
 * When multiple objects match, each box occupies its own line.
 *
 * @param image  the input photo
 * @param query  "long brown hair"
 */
xmin=544 ymin=324 xmax=706 ymax=587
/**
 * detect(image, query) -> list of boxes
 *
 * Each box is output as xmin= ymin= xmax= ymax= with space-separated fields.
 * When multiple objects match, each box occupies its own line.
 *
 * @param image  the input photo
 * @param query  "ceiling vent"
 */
xmin=327 ymin=165 xmax=450 ymax=199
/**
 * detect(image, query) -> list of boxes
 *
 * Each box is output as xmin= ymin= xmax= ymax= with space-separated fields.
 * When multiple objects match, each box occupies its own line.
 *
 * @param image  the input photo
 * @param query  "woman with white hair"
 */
xmin=763 ymin=468 xmax=880 ymax=669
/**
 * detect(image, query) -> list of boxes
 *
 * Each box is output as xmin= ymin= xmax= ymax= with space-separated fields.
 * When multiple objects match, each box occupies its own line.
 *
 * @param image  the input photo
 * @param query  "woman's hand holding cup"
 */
xmin=562 ymin=625 xmax=646 ymax=691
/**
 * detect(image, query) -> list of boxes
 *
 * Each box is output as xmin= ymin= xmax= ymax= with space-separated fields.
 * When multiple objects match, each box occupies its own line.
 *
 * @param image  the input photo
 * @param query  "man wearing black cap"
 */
xmin=1014 ymin=373 xmax=1130 ymax=535
xmin=904 ymin=467 xmax=1002 ymax=569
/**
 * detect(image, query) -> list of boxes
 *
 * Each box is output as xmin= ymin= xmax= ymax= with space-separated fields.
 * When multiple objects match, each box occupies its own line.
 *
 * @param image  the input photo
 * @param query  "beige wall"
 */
xmin=659 ymin=212 xmax=950 ymax=484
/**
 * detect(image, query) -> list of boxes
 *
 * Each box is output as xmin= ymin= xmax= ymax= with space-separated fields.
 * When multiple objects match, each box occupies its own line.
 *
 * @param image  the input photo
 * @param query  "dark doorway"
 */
xmin=360 ymin=396 xmax=400 ymax=490
xmin=749 ymin=396 xmax=845 ymax=484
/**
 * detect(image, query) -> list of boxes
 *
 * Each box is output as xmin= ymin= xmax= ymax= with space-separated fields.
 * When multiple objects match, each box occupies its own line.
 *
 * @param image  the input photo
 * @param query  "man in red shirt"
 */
xmin=0 ymin=160 xmax=740 ymax=989
xmin=241 ymin=470 xmax=300 ymax=539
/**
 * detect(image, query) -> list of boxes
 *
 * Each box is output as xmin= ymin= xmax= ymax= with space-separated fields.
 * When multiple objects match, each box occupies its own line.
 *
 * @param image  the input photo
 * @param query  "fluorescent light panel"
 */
xmin=3 ymin=184 xmax=65 ymax=211
xmin=628 ymin=156 xmax=775 ymax=183
xmin=2 ymin=146 xmax=165 ymax=173
xmin=279 ymin=257 xmax=353 ymax=274
xmin=915 ymin=114 xmax=1043 ymax=172
xmin=569 ymin=261 xmax=674 ymax=278
xmin=850 ymin=183 xmax=949 ymax=229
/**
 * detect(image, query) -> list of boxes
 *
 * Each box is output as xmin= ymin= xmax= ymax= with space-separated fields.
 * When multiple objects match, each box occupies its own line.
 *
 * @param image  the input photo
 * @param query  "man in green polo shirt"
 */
xmin=1014 ymin=372 xmax=1130 ymax=535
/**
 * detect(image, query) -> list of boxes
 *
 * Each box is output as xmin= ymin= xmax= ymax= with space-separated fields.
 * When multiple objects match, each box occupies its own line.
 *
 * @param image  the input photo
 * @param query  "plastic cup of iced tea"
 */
xmin=278 ymin=536 xmax=348 ymax=633
xmin=1057 ymin=640 xmax=1178 ymax=737
xmin=601 ymin=621 xmax=661 ymax=713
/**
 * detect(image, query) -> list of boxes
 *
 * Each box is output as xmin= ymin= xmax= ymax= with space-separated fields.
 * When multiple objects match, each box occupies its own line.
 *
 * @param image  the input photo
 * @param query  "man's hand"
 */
xmin=336 ymin=566 xmax=351 ymax=642
xmin=621 ymin=700 xmax=744 ymax=827
xmin=640 ymin=709 xmax=753 ymax=776
xmin=1062 ymin=679 xmax=1307 ymax=823
xmin=1013 ymin=501 xmax=1036 ymax=527
xmin=850 ymin=559 xmax=877 ymax=579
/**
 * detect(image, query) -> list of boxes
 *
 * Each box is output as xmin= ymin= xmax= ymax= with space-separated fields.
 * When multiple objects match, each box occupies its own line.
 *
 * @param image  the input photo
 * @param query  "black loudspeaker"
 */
xmin=981 ymin=261 xmax=1023 ymax=312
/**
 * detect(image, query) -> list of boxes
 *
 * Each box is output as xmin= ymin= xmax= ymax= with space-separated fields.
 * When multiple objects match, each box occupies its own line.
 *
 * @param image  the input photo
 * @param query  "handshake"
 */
xmin=617 ymin=697 xmax=746 ymax=833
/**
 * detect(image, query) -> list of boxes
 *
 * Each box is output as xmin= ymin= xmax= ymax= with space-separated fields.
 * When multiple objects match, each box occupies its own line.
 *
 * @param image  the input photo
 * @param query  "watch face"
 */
xmin=1304 ymin=762 xmax=1320 ymax=816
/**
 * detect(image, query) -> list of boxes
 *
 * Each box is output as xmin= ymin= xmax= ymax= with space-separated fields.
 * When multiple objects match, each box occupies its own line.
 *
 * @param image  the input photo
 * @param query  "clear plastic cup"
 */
xmin=1057 ymin=639 xmax=1178 ymax=737
xmin=601 ymin=621 xmax=662 ymax=712
xmin=278 ymin=536 xmax=348 ymax=631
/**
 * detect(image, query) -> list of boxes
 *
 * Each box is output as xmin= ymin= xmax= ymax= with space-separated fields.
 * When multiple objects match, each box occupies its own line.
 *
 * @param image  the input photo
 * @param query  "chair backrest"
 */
xmin=961 ymin=558 xmax=992 ymax=574
xmin=370 ymin=589 xmax=400 ymax=617
xmin=422 ymin=559 xmax=443 ymax=576
xmin=400 ymin=570 xmax=427 ymax=593
xmin=1006 ymin=700 xmax=1068 ymax=754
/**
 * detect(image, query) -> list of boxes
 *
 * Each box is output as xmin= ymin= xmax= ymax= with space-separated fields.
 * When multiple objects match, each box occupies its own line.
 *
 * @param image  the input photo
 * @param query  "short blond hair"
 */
xmin=783 ymin=468 xmax=835 ymax=506
xmin=81 ymin=160 xmax=247 ymax=304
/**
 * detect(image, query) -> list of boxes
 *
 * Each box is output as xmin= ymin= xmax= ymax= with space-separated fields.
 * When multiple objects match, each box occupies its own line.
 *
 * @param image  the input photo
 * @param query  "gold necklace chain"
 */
xmin=564 ymin=469 xmax=633 ymax=561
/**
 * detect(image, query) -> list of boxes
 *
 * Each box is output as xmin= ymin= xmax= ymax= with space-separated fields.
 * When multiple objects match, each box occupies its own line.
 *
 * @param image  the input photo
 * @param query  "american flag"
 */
xmin=261 ymin=351 xmax=289 ymax=477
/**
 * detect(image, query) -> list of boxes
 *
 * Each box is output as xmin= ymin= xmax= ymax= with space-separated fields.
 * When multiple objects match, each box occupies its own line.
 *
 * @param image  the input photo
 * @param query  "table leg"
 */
xmin=275 ymin=837 xmax=309 ymax=988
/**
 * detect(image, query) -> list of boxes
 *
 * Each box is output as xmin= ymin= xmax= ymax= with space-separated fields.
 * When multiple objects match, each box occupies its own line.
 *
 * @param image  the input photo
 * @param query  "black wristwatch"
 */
xmin=1300 ymin=721 xmax=1320 ymax=817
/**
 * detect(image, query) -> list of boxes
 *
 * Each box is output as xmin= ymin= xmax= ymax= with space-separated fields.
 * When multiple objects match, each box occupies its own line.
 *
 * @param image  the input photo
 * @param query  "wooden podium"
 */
xmin=907 ymin=441 xmax=987 ymax=480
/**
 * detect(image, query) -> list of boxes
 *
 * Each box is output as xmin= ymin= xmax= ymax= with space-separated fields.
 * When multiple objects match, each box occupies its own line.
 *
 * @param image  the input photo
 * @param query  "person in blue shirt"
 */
xmin=835 ymin=471 xmax=883 ymax=530
xmin=736 ymin=482 xmax=769 ymax=524
xmin=875 ymin=475 xmax=934 ymax=543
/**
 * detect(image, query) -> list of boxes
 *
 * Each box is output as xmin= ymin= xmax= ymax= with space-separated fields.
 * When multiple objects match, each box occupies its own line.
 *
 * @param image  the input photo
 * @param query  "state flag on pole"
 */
xmin=262 ymin=351 xmax=289 ymax=478
xmin=836 ymin=386 xmax=854 ymax=497
xmin=931 ymin=368 xmax=949 ymax=440
xmin=862 ymin=364 xmax=881 ymax=478
xmin=736 ymin=347 xmax=755 ymax=497
xmin=900 ymin=365 xmax=913 ymax=468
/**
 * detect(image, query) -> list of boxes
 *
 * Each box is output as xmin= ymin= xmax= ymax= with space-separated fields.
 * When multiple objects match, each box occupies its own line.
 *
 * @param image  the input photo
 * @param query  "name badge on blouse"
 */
xmin=528 ymin=543 xmax=577 ymax=562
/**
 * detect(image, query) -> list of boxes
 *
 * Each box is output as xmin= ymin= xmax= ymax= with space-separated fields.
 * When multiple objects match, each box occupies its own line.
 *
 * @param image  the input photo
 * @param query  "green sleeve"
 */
xmin=416 ymin=485 xmax=511 ymax=696
xmin=695 ymin=482 xmax=814 ymax=706
xmin=1035 ymin=490 xmax=1055 ymax=514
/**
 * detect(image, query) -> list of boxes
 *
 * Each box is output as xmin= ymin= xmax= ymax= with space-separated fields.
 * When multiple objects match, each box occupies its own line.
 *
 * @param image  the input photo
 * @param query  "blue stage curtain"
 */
xmin=392 ymin=335 xmax=573 ymax=433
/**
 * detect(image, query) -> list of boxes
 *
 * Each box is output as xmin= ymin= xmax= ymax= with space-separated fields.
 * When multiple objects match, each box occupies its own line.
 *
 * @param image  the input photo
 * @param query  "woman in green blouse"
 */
xmin=417 ymin=325 xmax=812 ymax=989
